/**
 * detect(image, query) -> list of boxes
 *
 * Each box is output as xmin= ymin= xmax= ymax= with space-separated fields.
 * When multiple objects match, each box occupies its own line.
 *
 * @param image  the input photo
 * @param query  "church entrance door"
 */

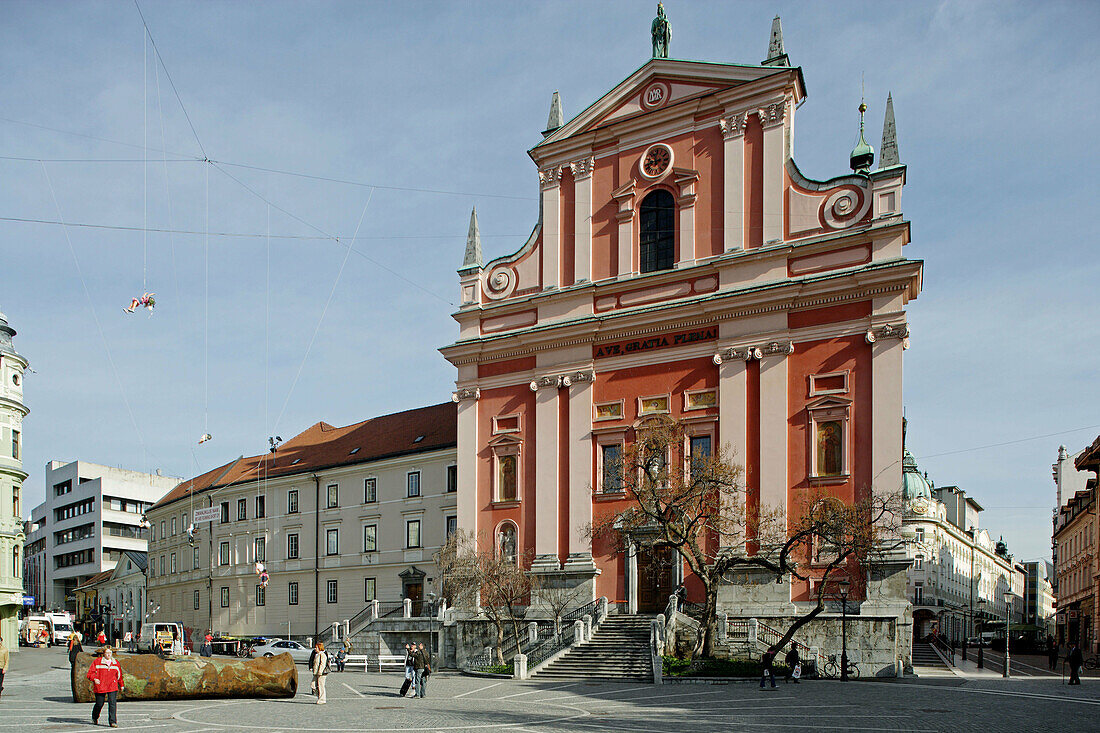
xmin=637 ymin=545 xmax=674 ymax=614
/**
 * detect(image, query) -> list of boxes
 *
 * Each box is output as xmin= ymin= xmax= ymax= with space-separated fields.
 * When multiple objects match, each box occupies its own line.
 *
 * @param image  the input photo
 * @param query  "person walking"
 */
xmin=784 ymin=645 xmax=800 ymax=684
xmin=1067 ymin=642 xmax=1083 ymax=685
xmin=86 ymin=647 xmax=124 ymax=727
xmin=310 ymin=642 xmax=329 ymax=704
xmin=68 ymin=631 xmax=84 ymax=666
xmin=0 ymin=633 xmax=9 ymax=698
xmin=200 ymin=631 xmax=213 ymax=658
xmin=1048 ymin=641 xmax=1060 ymax=671
xmin=413 ymin=642 xmax=430 ymax=698
xmin=759 ymin=646 xmax=777 ymax=690
xmin=399 ymin=643 xmax=415 ymax=697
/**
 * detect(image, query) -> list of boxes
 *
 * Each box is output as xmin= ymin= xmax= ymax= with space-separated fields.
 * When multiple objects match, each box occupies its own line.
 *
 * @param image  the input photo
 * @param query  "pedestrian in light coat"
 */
xmin=86 ymin=647 xmax=124 ymax=727
xmin=310 ymin=642 xmax=329 ymax=704
xmin=0 ymin=633 xmax=9 ymax=698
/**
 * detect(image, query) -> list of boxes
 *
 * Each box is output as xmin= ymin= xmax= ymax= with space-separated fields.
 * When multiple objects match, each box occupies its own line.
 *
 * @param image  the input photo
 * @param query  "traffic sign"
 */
xmin=193 ymin=506 xmax=221 ymax=524
xmin=22 ymin=595 xmax=34 ymax=606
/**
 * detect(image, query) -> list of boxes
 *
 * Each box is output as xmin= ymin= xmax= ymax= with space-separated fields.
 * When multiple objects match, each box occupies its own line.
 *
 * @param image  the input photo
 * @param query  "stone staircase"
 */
xmin=912 ymin=642 xmax=953 ymax=676
xmin=534 ymin=615 xmax=654 ymax=682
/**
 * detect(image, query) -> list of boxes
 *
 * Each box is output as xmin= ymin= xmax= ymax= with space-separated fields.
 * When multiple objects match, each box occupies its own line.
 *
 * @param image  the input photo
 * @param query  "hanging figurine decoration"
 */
xmin=198 ymin=433 xmax=213 ymax=444
xmin=125 ymin=292 xmax=156 ymax=314
xmin=255 ymin=562 xmax=269 ymax=588
xmin=187 ymin=523 xmax=195 ymax=547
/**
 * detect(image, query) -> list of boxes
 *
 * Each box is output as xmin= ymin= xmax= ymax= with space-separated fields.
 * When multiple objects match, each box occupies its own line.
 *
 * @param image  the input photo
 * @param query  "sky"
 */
xmin=1 ymin=0 xmax=1097 ymax=564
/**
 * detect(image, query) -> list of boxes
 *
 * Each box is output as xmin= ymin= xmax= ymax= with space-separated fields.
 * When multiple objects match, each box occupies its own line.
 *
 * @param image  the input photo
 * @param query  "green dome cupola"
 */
xmin=850 ymin=101 xmax=875 ymax=174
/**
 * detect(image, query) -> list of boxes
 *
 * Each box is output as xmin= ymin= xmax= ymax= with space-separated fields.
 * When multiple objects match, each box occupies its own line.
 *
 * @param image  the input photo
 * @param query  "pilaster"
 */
xmin=868 ymin=325 xmax=908 ymax=503
xmin=758 ymin=102 xmax=787 ymax=244
xmin=758 ymin=341 xmax=793 ymax=524
xmin=570 ymin=158 xmax=594 ymax=284
xmin=714 ymin=349 xmax=749 ymax=546
xmin=674 ymin=168 xmax=699 ymax=267
xmin=540 ymin=166 xmax=562 ymax=289
xmin=530 ymin=376 xmax=560 ymax=570
xmin=719 ymin=112 xmax=748 ymax=252
xmin=612 ymin=180 xmax=636 ymax=277
xmin=566 ymin=371 xmax=596 ymax=570
xmin=452 ymin=387 xmax=480 ymax=538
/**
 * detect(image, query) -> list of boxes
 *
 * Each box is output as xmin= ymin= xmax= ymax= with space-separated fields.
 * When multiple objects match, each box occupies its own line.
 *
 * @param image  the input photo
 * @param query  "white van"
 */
xmin=137 ymin=622 xmax=187 ymax=653
xmin=46 ymin=613 xmax=74 ymax=645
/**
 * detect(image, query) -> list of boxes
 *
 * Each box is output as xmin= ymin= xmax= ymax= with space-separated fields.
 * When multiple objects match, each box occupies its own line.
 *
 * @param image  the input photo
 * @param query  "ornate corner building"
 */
xmin=0 ymin=308 xmax=28 ymax=645
xmin=440 ymin=15 xmax=922 ymax=631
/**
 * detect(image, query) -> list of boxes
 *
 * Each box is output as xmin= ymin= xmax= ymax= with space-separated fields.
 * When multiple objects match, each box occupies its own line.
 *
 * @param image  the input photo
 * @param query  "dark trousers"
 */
xmin=0 ymin=668 xmax=5 ymax=695
xmin=1070 ymin=665 xmax=1082 ymax=685
xmin=760 ymin=667 xmax=775 ymax=688
xmin=93 ymin=691 xmax=118 ymax=725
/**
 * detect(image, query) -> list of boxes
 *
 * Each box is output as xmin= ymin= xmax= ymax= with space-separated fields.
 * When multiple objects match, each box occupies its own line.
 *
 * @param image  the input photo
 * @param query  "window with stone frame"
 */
xmin=600 ymin=442 xmax=624 ymax=494
xmin=489 ymin=437 xmax=522 ymax=503
xmin=639 ymin=189 xmax=675 ymax=273
xmin=806 ymin=396 xmax=851 ymax=481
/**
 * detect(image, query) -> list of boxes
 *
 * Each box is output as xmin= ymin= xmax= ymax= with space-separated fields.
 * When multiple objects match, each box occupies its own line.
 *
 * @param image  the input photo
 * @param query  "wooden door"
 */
xmin=637 ymin=545 xmax=673 ymax=614
xmin=404 ymin=582 xmax=423 ymax=617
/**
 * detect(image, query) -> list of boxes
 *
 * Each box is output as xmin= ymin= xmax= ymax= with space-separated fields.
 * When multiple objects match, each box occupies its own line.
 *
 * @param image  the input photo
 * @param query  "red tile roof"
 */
xmin=74 ymin=569 xmax=115 ymax=591
xmin=152 ymin=402 xmax=456 ymax=511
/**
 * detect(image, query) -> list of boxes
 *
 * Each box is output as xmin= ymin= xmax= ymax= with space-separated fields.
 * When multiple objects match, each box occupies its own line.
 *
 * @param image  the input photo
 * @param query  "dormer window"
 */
xmin=640 ymin=189 xmax=675 ymax=273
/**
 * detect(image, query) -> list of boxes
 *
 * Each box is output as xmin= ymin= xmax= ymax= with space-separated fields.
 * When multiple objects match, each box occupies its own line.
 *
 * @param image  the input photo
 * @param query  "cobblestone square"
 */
xmin=3 ymin=647 xmax=1099 ymax=732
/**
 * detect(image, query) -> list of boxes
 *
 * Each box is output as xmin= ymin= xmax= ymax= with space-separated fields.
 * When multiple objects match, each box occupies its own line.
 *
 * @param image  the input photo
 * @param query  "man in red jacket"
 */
xmin=86 ymin=647 xmax=124 ymax=727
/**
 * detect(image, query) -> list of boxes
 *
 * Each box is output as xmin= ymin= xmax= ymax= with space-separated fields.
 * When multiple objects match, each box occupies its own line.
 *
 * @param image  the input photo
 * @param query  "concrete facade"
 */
xmin=71 ymin=550 xmax=147 ymax=642
xmin=24 ymin=460 xmax=177 ymax=612
xmin=0 ymin=308 xmax=28 ymax=646
xmin=145 ymin=403 xmax=458 ymax=639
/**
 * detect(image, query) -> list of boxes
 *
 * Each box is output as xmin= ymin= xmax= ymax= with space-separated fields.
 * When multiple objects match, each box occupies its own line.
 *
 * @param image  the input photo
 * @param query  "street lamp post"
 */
xmin=977 ymin=599 xmax=986 ymax=669
xmin=839 ymin=579 xmax=851 ymax=682
xmin=427 ymin=591 xmax=437 ymax=670
xmin=1003 ymin=592 xmax=1012 ymax=679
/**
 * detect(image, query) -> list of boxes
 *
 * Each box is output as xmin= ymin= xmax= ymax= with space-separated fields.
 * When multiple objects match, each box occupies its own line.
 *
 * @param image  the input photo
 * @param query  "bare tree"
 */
xmin=591 ymin=415 xmax=905 ymax=659
xmin=534 ymin=573 xmax=586 ymax=639
xmin=436 ymin=530 xmax=533 ymax=665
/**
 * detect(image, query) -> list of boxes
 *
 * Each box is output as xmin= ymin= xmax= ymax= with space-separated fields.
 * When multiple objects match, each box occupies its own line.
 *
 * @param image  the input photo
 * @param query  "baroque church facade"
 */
xmin=441 ymin=13 xmax=921 ymax=642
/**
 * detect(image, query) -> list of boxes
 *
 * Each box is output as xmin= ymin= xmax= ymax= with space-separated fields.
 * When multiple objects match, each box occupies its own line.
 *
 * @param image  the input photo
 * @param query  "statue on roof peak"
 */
xmin=651 ymin=3 xmax=671 ymax=59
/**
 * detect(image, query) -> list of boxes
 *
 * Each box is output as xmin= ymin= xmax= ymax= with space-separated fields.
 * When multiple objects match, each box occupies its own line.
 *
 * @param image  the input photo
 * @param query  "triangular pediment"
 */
xmin=805 ymin=395 xmax=852 ymax=411
xmin=533 ymin=59 xmax=793 ymax=151
xmin=487 ymin=433 xmax=523 ymax=448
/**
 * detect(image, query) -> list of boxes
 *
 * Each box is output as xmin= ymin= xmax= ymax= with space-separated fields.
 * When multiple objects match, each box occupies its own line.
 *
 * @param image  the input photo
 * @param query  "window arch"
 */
xmin=496 ymin=522 xmax=518 ymax=564
xmin=639 ymin=189 xmax=675 ymax=273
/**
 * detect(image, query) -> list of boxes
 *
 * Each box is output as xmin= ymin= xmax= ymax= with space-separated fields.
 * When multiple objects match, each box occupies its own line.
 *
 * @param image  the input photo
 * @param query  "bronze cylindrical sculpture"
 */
xmin=71 ymin=651 xmax=298 ymax=702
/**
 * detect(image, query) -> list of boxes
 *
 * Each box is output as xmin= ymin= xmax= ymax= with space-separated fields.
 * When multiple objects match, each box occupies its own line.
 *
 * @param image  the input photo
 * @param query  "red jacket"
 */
xmin=86 ymin=656 xmax=124 ymax=694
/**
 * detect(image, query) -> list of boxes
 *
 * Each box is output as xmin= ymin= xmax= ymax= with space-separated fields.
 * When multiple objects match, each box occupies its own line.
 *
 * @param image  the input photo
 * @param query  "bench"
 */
xmin=343 ymin=654 xmax=370 ymax=671
xmin=377 ymin=655 xmax=407 ymax=673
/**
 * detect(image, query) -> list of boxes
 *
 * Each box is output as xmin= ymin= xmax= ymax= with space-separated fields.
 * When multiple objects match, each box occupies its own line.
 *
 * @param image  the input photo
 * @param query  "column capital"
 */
xmin=713 ymin=346 xmax=762 ymax=364
xmin=539 ymin=165 xmax=563 ymax=189
xmin=569 ymin=156 xmax=595 ymax=180
xmin=761 ymin=340 xmax=795 ymax=357
xmin=451 ymin=386 xmax=481 ymax=402
xmin=866 ymin=323 xmax=911 ymax=349
xmin=757 ymin=102 xmax=787 ymax=129
xmin=719 ymin=111 xmax=749 ymax=139
xmin=529 ymin=375 xmax=558 ymax=391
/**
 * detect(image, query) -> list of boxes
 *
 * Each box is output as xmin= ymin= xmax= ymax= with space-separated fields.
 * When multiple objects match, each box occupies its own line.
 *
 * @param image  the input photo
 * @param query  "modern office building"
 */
xmin=1022 ymin=560 xmax=1055 ymax=638
xmin=24 ymin=460 xmax=178 ymax=612
xmin=145 ymin=403 xmax=457 ymax=638
xmin=0 ymin=307 xmax=28 ymax=645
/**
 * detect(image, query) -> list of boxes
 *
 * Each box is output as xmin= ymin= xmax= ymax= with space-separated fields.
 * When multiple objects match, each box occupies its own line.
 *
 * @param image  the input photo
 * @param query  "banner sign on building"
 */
xmin=593 ymin=326 xmax=717 ymax=359
xmin=192 ymin=506 xmax=221 ymax=524
xmin=22 ymin=595 xmax=34 ymax=606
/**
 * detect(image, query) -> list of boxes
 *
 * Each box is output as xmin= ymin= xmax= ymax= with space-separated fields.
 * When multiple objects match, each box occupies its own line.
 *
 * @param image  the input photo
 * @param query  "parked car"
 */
xmin=250 ymin=638 xmax=313 ymax=664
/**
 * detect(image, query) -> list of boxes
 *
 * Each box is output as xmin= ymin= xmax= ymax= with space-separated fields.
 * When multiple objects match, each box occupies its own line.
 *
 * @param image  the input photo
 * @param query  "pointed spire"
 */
xmin=762 ymin=16 xmax=790 ymax=67
xmin=461 ymin=207 xmax=482 ymax=271
xmin=543 ymin=91 xmax=564 ymax=137
xmin=849 ymin=100 xmax=874 ymax=174
xmin=879 ymin=93 xmax=899 ymax=168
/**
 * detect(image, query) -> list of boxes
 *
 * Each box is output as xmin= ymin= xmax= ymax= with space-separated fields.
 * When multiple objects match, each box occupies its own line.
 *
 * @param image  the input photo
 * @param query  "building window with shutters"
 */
xmin=220 ymin=502 xmax=229 ymax=523
xmin=255 ymin=495 xmax=265 ymax=519
xmin=639 ymin=189 xmax=675 ymax=273
xmin=237 ymin=498 xmax=247 ymax=521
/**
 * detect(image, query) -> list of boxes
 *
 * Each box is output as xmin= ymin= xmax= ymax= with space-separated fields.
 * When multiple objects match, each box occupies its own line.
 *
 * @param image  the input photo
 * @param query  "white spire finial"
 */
xmin=763 ymin=16 xmax=789 ymax=67
xmin=879 ymin=92 xmax=900 ymax=168
xmin=461 ymin=207 xmax=482 ymax=270
xmin=544 ymin=91 xmax=564 ymax=136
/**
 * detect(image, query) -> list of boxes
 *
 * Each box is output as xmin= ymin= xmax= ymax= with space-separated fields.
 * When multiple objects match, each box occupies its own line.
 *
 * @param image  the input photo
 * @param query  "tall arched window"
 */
xmin=639 ymin=189 xmax=675 ymax=273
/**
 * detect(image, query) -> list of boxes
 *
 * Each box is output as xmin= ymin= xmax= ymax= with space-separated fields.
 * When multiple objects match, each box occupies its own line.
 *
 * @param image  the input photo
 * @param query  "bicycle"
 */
xmin=821 ymin=653 xmax=860 ymax=679
xmin=1083 ymin=655 xmax=1100 ymax=670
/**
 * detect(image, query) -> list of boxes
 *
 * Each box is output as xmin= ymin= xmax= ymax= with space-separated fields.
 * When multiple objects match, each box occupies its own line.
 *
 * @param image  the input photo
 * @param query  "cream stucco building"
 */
xmin=0 ymin=308 xmax=28 ymax=645
xmin=145 ymin=403 xmax=457 ymax=640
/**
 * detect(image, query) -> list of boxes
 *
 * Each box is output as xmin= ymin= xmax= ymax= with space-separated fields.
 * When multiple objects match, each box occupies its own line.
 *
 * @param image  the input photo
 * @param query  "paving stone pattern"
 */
xmin=2 ymin=646 xmax=1098 ymax=731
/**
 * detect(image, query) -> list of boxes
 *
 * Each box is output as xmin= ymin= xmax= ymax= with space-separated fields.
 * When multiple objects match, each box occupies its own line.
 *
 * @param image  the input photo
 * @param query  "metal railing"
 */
xmin=468 ymin=621 xmax=557 ymax=669
xmin=562 ymin=598 xmax=600 ymax=624
xmin=747 ymin=618 xmax=826 ymax=673
xmin=681 ymin=601 xmax=706 ymax=621
xmin=525 ymin=631 xmax=573 ymax=669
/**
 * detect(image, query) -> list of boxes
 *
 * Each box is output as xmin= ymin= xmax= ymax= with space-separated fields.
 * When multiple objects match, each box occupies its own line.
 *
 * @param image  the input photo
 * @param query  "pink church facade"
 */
xmin=441 ymin=21 xmax=921 ymax=620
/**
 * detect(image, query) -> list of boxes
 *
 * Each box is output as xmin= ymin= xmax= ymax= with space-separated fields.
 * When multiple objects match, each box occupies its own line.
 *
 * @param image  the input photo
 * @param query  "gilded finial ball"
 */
xmin=858 ymin=102 xmax=867 ymax=114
